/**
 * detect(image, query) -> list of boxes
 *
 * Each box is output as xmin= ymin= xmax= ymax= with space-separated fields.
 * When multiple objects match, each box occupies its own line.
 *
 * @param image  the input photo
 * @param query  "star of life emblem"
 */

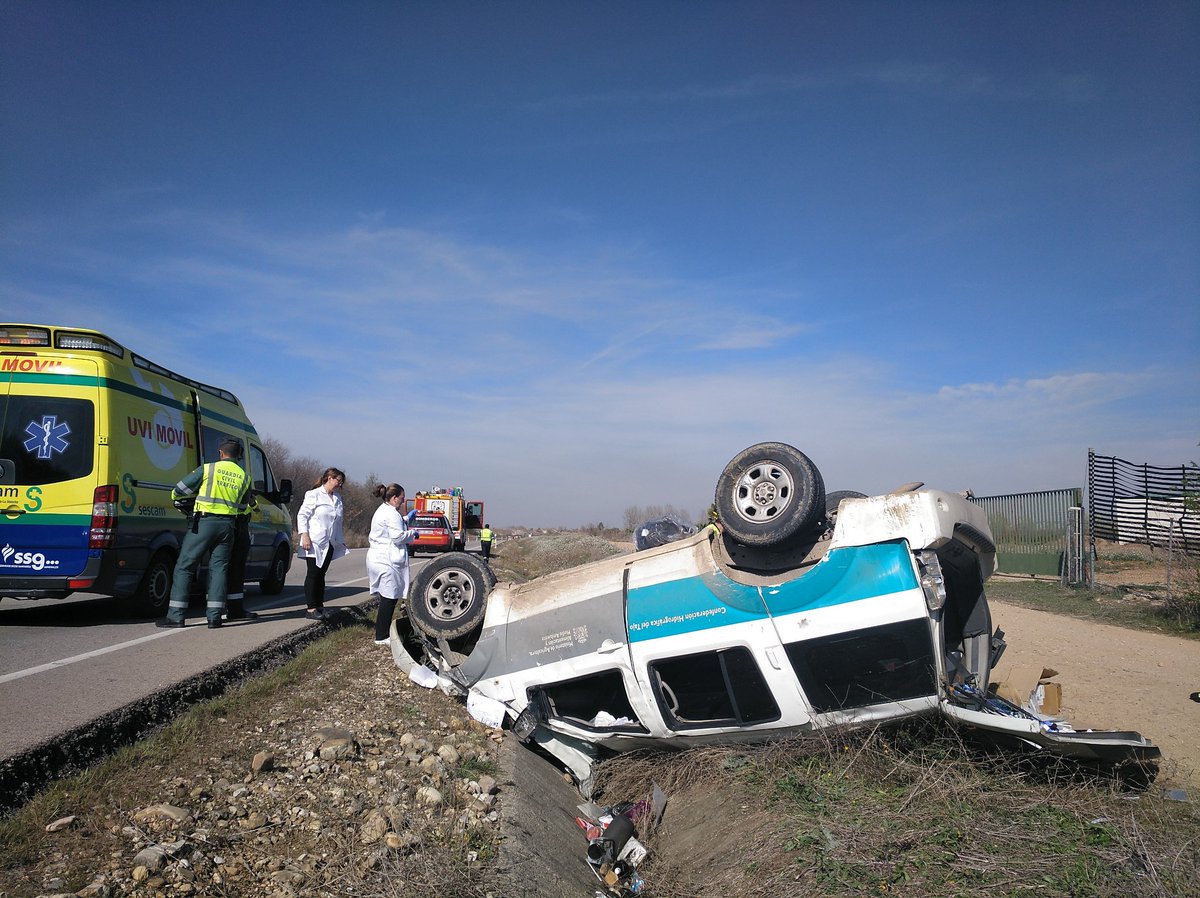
xmin=24 ymin=415 xmax=72 ymax=459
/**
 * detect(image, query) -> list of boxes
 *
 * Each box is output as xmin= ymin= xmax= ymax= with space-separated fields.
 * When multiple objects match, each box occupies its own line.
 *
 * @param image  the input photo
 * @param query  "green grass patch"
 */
xmin=987 ymin=577 xmax=1200 ymax=639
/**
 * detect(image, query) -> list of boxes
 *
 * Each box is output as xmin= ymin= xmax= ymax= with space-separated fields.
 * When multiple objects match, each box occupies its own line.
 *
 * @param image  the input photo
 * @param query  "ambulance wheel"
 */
xmin=258 ymin=544 xmax=290 ymax=595
xmin=408 ymin=552 xmax=490 ymax=640
xmin=134 ymin=551 xmax=175 ymax=617
xmin=715 ymin=442 xmax=825 ymax=547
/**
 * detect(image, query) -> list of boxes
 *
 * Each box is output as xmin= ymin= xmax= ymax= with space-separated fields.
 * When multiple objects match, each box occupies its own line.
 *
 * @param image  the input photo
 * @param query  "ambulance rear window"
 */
xmin=1 ymin=396 xmax=95 ymax=484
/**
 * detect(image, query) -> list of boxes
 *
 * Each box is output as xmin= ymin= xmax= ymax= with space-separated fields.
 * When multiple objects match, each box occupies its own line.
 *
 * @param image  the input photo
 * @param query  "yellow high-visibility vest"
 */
xmin=194 ymin=460 xmax=251 ymax=515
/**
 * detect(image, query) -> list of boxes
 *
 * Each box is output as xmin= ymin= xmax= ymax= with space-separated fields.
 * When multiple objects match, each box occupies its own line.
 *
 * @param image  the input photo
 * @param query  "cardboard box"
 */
xmin=992 ymin=664 xmax=1062 ymax=717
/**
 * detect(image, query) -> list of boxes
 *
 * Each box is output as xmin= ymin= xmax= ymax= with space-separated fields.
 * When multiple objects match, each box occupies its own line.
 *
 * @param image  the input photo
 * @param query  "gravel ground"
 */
xmin=0 ymin=627 xmax=518 ymax=898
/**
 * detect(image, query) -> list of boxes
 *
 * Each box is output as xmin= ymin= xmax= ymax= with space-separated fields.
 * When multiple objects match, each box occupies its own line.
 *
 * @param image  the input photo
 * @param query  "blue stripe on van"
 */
xmin=627 ymin=541 xmax=918 ymax=643
xmin=0 ymin=522 xmax=91 ymax=576
xmin=6 ymin=373 xmax=255 ymax=433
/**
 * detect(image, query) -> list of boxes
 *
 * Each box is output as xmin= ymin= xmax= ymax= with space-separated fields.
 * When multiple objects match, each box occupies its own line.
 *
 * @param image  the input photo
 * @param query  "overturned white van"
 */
xmin=390 ymin=442 xmax=1159 ymax=793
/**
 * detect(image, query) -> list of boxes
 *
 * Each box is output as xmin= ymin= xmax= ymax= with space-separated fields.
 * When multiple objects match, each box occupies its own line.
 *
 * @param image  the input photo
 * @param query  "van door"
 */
xmin=246 ymin=441 xmax=292 ymax=584
xmin=0 ymin=356 xmax=100 ymax=592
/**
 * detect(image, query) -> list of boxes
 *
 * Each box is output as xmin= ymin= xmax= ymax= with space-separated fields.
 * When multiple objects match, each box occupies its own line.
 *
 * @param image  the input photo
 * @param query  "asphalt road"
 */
xmin=0 ymin=550 xmax=423 ymax=760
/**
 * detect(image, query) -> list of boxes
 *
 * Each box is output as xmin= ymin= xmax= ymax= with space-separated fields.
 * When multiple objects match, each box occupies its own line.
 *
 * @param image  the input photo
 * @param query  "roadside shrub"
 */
xmin=1159 ymin=557 xmax=1200 ymax=631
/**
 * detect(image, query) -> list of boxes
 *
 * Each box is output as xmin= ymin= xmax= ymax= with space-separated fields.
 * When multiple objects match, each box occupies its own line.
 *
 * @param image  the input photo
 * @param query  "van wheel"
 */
xmin=715 ymin=442 xmax=825 ymax=547
xmin=258 ymin=544 xmax=290 ymax=595
xmin=408 ymin=552 xmax=491 ymax=640
xmin=133 ymin=551 xmax=174 ymax=617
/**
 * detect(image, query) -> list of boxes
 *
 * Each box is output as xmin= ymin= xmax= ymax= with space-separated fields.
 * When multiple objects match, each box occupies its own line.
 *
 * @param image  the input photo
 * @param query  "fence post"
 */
xmin=1063 ymin=507 xmax=1084 ymax=587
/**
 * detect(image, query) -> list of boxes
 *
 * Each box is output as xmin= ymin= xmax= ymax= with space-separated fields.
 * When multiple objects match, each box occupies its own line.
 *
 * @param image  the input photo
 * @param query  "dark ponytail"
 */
xmin=375 ymin=483 xmax=404 ymax=501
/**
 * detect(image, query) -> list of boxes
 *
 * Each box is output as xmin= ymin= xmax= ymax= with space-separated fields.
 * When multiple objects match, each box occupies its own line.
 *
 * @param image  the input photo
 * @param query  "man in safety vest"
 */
xmin=479 ymin=524 xmax=494 ymax=560
xmin=158 ymin=439 xmax=252 ymax=629
xmin=222 ymin=440 xmax=259 ymax=623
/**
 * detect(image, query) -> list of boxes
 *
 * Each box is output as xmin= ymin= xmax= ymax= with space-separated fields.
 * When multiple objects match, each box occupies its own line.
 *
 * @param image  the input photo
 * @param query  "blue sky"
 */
xmin=3 ymin=2 xmax=1197 ymax=527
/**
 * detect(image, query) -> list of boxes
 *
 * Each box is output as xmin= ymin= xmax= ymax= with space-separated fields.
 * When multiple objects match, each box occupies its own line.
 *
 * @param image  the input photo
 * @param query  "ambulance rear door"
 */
xmin=0 ymin=350 xmax=101 ymax=593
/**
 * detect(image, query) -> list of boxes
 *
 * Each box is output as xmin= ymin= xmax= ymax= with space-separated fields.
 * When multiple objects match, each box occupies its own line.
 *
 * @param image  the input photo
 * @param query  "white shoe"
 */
xmin=374 ymin=638 xmax=390 ymax=645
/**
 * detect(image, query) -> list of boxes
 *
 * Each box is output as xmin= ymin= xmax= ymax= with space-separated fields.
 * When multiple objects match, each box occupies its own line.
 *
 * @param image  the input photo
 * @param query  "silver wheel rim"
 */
xmin=422 ymin=568 xmax=477 ymax=623
xmin=150 ymin=563 xmax=170 ymax=602
xmin=732 ymin=460 xmax=794 ymax=524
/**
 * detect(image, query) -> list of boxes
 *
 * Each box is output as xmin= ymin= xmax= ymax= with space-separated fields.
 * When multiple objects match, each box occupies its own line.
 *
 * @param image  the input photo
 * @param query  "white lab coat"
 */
xmin=295 ymin=487 xmax=347 ymax=566
xmin=366 ymin=503 xmax=416 ymax=599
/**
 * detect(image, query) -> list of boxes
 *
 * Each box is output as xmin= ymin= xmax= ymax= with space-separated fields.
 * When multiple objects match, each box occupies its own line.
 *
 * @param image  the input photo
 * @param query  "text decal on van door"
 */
xmin=23 ymin=416 xmax=72 ymax=459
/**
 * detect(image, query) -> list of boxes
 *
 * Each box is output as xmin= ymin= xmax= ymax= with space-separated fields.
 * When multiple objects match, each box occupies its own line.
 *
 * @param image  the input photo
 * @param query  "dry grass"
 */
xmin=593 ymin=722 xmax=1200 ymax=898
xmin=491 ymin=532 xmax=624 ymax=581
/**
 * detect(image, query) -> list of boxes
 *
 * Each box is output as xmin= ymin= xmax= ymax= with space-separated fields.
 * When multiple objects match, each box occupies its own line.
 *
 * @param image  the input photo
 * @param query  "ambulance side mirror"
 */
xmin=275 ymin=479 xmax=294 ymax=506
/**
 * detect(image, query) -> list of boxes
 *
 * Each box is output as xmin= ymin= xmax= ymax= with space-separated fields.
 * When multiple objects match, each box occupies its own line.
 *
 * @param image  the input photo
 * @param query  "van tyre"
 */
xmin=133 ymin=551 xmax=174 ymax=617
xmin=258 ymin=544 xmax=290 ymax=595
xmin=408 ymin=552 xmax=491 ymax=640
xmin=715 ymin=442 xmax=825 ymax=547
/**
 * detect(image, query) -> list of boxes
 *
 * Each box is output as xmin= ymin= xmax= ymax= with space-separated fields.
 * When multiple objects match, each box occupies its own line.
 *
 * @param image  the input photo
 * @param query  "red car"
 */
xmin=409 ymin=514 xmax=453 ymax=555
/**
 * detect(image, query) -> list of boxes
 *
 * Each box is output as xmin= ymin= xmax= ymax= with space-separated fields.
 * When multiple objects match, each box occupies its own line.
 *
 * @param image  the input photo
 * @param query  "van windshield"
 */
xmin=0 ymin=395 xmax=96 ymax=484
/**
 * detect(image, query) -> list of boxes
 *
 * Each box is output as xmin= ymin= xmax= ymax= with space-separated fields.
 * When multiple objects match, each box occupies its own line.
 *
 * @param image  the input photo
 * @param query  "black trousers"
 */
xmin=374 ymin=597 xmax=398 ymax=641
xmin=304 ymin=552 xmax=333 ymax=610
xmin=226 ymin=516 xmax=251 ymax=612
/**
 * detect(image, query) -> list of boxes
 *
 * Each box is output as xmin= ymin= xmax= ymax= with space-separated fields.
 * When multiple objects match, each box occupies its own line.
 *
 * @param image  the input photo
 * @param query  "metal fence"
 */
xmin=971 ymin=488 xmax=1084 ymax=578
xmin=1088 ymin=449 xmax=1200 ymax=557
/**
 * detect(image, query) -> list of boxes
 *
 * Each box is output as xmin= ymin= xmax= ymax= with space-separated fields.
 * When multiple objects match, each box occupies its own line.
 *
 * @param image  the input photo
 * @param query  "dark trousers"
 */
xmin=304 ymin=553 xmax=333 ymax=610
xmin=481 ymin=540 xmax=492 ymax=559
xmin=226 ymin=515 xmax=251 ymax=613
xmin=168 ymin=515 xmax=235 ymax=624
xmin=374 ymin=597 xmax=398 ymax=641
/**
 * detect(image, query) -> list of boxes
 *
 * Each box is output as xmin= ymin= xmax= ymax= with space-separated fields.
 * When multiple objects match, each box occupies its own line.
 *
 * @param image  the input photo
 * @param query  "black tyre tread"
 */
xmin=409 ymin=552 xmax=491 ymax=639
xmin=133 ymin=550 xmax=174 ymax=617
xmin=715 ymin=442 xmax=825 ymax=548
xmin=825 ymin=490 xmax=868 ymax=516
xmin=258 ymin=544 xmax=290 ymax=595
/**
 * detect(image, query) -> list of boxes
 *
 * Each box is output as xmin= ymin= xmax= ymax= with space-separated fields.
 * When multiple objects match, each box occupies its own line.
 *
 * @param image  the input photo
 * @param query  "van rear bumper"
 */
xmin=0 ymin=557 xmax=103 ymax=600
xmin=0 ymin=577 xmax=74 ymax=600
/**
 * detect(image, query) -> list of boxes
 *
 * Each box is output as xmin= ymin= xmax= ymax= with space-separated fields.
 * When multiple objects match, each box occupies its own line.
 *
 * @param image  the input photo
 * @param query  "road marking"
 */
xmin=0 ymin=577 xmax=372 ymax=685
xmin=0 ymin=631 xmax=182 ymax=685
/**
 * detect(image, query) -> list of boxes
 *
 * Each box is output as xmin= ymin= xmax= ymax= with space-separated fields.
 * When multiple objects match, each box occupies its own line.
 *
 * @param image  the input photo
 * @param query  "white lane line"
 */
xmin=0 ymin=576 xmax=371 ymax=686
xmin=0 ymin=631 xmax=181 ymax=685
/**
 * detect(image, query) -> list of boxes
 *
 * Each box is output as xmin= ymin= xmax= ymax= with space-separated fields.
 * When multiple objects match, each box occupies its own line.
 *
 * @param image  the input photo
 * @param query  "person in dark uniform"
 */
xmin=224 ymin=482 xmax=259 ymax=622
xmin=158 ymin=439 xmax=252 ymax=629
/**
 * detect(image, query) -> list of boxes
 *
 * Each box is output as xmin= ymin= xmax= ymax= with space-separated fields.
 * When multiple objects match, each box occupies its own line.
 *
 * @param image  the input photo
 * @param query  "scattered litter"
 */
xmin=1162 ymin=788 xmax=1189 ymax=803
xmin=992 ymin=664 xmax=1062 ymax=716
xmin=407 ymin=665 xmax=438 ymax=689
xmin=573 ymin=785 xmax=666 ymax=896
xmin=466 ymin=690 xmax=506 ymax=727
xmin=588 ymin=710 xmax=636 ymax=727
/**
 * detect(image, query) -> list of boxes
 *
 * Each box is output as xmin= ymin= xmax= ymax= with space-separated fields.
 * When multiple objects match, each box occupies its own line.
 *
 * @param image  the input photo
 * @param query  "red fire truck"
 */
xmin=407 ymin=489 xmax=484 ymax=551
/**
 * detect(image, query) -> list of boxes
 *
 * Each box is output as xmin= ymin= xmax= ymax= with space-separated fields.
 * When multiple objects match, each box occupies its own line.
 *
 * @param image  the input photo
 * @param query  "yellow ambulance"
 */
xmin=0 ymin=324 xmax=294 ymax=615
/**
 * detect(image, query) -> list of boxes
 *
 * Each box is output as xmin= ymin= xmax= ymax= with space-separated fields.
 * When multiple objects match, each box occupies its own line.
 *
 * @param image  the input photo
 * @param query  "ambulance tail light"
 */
xmin=0 ymin=326 xmax=50 ymax=346
xmin=90 ymin=485 xmax=118 ymax=549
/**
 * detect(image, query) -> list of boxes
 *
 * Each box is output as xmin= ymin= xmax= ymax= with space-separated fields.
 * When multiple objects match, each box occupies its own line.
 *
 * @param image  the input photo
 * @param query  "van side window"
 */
xmin=650 ymin=647 xmax=780 ymax=728
xmin=249 ymin=445 xmax=274 ymax=494
xmin=200 ymin=426 xmax=237 ymax=464
xmin=0 ymin=396 xmax=95 ymax=485
xmin=784 ymin=619 xmax=937 ymax=714
xmin=530 ymin=670 xmax=645 ymax=731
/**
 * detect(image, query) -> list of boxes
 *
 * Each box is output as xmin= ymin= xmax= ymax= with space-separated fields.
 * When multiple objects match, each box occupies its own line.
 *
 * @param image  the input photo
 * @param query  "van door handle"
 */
xmin=598 ymin=639 xmax=626 ymax=654
xmin=766 ymin=648 xmax=782 ymax=670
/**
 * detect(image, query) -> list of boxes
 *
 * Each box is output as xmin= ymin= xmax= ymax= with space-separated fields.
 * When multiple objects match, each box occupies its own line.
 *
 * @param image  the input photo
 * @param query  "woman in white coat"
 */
xmin=296 ymin=467 xmax=347 ymax=620
xmin=366 ymin=482 xmax=417 ymax=643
